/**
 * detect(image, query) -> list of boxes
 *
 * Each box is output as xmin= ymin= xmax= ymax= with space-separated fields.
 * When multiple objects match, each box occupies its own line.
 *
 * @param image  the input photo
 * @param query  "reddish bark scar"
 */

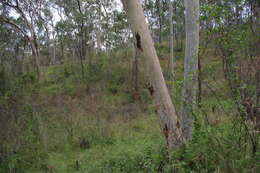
xmin=148 ymin=85 xmax=154 ymax=96
xmin=163 ymin=124 xmax=169 ymax=139
xmin=154 ymin=104 xmax=160 ymax=113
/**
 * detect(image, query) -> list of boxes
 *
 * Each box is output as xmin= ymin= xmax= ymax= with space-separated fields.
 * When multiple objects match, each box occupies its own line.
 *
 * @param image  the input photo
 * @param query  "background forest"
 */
xmin=0 ymin=0 xmax=259 ymax=172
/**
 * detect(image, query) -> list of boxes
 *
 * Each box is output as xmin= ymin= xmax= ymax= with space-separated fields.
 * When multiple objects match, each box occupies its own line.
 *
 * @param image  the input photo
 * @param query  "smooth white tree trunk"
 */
xmin=182 ymin=0 xmax=200 ymax=140
xmin=96 ymin=2 xmax=102 ymax=52
xmin=121 ymin=0 xmax=183 ymax=150
xmin=52 ymin=40 xmax=56 ymax=65
xmin=168 ymin=0 xmax=174 ymax=81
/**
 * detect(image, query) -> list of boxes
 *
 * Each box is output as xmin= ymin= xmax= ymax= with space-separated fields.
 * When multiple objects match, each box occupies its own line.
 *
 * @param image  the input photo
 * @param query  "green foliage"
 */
xmin=100 ymin=143 xmax=167 ymax=173
xmin=1 ymin=0 xmax=259 ymax=172
xmin=19 ymin=72 xmax=37 ymax=84
xmin=166 ymin=117 xmax=260 ymax=173
xmin=0 ymin=45 xmax=259 ymax=173
xmin=40 ymin=60 xmax=108 ymax=96
xmin=46 ymin=114 xmax=165 ymax=173
xmin=45 ymin=109 xmax=259 ymax=173
xmin=40 ymin=63 xmax=78 ymax=96
xmin=85 ymin=63 xmax=104 ymax=84
xmin=0 ymin=96 xmax=48 ymax=173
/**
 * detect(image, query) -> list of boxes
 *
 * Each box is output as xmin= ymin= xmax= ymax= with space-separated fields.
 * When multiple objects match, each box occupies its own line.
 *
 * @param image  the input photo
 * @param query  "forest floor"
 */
xmin=22 ymin=43 xmax=259 ymax=173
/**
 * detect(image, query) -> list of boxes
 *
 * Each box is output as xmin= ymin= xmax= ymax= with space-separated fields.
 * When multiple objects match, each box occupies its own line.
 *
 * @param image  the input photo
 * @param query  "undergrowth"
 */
xmin=0 ymin=46 xmax=259 ymax=173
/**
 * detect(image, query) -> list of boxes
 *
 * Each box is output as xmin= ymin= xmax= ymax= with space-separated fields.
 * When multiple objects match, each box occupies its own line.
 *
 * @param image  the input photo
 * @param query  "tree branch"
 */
xmin=0 ymin=16 xmax=29 ymax=41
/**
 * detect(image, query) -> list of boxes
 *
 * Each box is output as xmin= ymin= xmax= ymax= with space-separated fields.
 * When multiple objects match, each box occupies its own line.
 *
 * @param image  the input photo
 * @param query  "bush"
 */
xmin=167 ymin=116 xmax=260 ymax=173
xmin=0 ymin=97 xmax=48 ymax=173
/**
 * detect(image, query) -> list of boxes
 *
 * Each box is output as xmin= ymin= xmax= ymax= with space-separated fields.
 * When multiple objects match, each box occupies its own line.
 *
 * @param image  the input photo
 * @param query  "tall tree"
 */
xmin=181 ymin=0 xmax=200 ymax=140
xmin=155 ymin=0 xmax=163 ymax=43
xmin=168 ymin=0 xmax=174 ymax=81
xmin=0 ymin=0 xmax=43 ymax=76
xmin=121 ymin=0 xmax=183 ymax=150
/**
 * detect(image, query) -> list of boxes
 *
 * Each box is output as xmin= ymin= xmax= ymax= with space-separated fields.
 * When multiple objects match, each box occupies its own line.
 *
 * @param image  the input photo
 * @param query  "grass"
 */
xmin=46 ymin=114 xmax=164 ymax=173
xmin=1 ymin=44 xmax=259 ymax=173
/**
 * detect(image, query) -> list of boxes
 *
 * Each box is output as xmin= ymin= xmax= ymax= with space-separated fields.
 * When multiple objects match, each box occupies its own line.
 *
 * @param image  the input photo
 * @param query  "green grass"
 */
xmin=46 ymin=114 xmax=165 ymax=173
xmin=1 ymin=45 xmax=259 ymax=173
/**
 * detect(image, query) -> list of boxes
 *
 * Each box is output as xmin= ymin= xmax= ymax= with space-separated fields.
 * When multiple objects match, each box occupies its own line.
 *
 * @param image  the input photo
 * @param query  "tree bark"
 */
xmin=121 ymin=0 xmax=183 ymax=150
xmin=44 ymin=25 xmax=51 ymax=65
xmin=132 ymin=42 xmax=139 ymax=92
xmin=96 ymin=2 xmax=102 ymax=52
xmin=52 ymin=38 xmax=56 ymax=65
xmin=50 ymin=19 xmax=56 ymax=65
xmin=256 ymin=70 xmax=260 ymax=108
xmin=30 ymin=38 xmax=40 ymax=76
xmin=168 ymin=0 xmax=174 ymax=81
xmin=156 ymin=0 xmax=163 ymax=43
xmin=0 ymin=14 xmax=40 ymax=77
xmin=198 ymin=55 xmax=202 ymax=107
xmin=181 ymin=0 xmax=200 ymax=140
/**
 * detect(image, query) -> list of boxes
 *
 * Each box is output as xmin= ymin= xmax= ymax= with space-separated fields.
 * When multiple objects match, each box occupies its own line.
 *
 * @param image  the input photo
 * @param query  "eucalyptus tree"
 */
xmin=53 ymin=0 xmax=91 ymax=77
xmin=167 ymin=0 xmax=174 ymax=81
xmin=37 ymin=2 xmax=54 ymax=65
xmin=155 ymin=0 xmax=163 ymax=43
xmin=215 ymin=0 xmax=259 ymax=120
xmin=95 ymin=0 xmax=102 ymax=52
xmin=181 ymin=0 xmax=200 ymax=140
xmin=142 ymin=0 xmax=169 ymax=43
xmin=56 ymin=0 xmax=88 ymax=61
xmin=0 ymin=18 xmax=26 ymax=78
xmin=121 ymin=0 xmax=183 ymax=151
xmin=55 ymin=19 xmax=74 ymax=62
xmin=54 ymin=1 xmax=118 ymax=54
xmin=200 ymin=0 xmax=260 ymax=154
xmin=0 ymin=0 xmax=48 ymax=76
